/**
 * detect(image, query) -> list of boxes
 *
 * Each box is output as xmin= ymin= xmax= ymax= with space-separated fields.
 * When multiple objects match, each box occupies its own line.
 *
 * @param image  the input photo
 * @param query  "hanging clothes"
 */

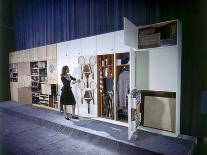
xmin=116 ymin=71 xmax=130 ymax=108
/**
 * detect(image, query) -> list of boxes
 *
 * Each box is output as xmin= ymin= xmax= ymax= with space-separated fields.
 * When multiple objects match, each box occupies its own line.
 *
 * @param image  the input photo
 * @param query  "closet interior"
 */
xmin=97 ymin=52 xmax=130 ymax=123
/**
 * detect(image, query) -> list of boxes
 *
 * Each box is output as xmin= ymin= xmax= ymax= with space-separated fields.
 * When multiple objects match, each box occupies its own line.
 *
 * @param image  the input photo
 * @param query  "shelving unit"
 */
xmin=30 ymin=61 xmax=58 ymax=110
xmin=138 ymin=20 xmax=177 ymax=49
xmin=97 ymin=52 xmax=130 ymax=123
xmin=97 ymin=54 xmax=114 ymax=119
xmin=9 ymin=63 xmax=18 ymax=82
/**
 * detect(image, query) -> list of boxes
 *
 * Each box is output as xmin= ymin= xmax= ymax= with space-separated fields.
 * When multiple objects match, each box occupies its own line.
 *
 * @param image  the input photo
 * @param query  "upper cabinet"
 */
xmin=81 ymin=36 xmax=96 ymax=55
xmin=97 ymin=32 xmax=115 ymax=54
xmin=67 ymin=39 xmax=81 ymax=57
xmin=124 ymin=18 xmax=138 ymax=50
xmin=124 ymin=17 xmax=178 ymax=50
xmin=138 ymin=20 xmax=177 ymax=49
xmin=37 ymin=46 xmax=47 ymax=61
xmin=47 ymin=44 xmax=57 ymax=60
xmin=57 ymin=41 xmax=68 ymax=59
xmin=114 ymin=30 xmax=130 ymax=53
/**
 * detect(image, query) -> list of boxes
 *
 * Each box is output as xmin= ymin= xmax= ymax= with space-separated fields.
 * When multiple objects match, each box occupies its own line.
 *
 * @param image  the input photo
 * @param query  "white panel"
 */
xmin=29 ymin=48 xmax=34 ymax=62
xmin=18 ymin=50 xmax=24 ymax=62
xmin=97 ymin=32 xmax=114 ymax=54
xmin=47 ymin=44 xmax=57 ymax=60
xmin=10 ymin=82 xmax=18 ymax=102
xmin=18 ymin=75 xmax=24 ymax=88
xmin=81 ymin=36 xmax=96 ymax=55
xmin=24 ymin=76 xmax=31 ymax=87
xmin=136 ymin=50 xmax=149 ymax=90
xmin=67 ymin=39 xmax=81 ymax=57
xmin=22 ymin=50 xmax=26 ymax=62
xmin=176 ymin=19 xmax=182 ymax=136
xmin=24 ymin=49 xmax=30 ymax=62
xmin=77 ymin=55 xmax=98 ymax=118
xmin=47 ymin=59 xmax=58 ymax=84
xmin=57 ymin=41 xmax=69 ymax=59
xmin=144 ymin=96 xmax=176 ymax=132
xmin=149 ymin=47 xmax=178 ymax=91
xmin=136 ymin=46 xmax=178 ymax=91
xmin=128 ymin=49 xmax=136 ymax=140
xmin=9 ymin=53 xmax=14 ymax=63
xmin=33 ymin=47 xmax=38 ymax=61
xmin=114 ymin=30 xmax=130 ymax=53
xmin=14 ymin=51 xmax=20 ymax=63
xmin=124 ymin=17 xmax=138 ymax=50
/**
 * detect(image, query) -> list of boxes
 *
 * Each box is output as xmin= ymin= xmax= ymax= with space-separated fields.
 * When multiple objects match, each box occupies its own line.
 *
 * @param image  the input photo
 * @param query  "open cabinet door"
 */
xmin=124 ymin=17 xmax=138 ymax=50
xmin=128 ymin=48 xmax=137 ymax=140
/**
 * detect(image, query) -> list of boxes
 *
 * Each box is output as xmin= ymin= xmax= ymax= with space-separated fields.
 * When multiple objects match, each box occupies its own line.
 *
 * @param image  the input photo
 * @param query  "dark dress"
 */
xmin=60 ymin=75 xmax=76 ymax=105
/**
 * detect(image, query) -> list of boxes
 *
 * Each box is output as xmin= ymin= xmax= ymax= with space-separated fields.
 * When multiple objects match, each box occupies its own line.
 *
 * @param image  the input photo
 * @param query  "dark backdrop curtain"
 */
xmin=12 ymin=0 xmax=160 ymax=50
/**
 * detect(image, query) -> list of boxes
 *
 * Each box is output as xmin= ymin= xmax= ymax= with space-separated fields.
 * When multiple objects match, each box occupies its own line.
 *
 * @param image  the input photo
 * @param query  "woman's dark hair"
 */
xmin=61 ymin=65 xmax=68 ymax=76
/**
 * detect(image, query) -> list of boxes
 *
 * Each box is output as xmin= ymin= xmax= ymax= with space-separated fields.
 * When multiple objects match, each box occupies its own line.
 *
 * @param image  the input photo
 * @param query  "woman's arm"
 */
xmin=70 ymin=75 xmax=76 ymax=81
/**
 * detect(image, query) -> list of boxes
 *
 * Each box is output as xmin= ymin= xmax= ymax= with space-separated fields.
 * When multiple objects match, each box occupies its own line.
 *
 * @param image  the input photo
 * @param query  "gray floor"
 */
xmin=0 ymin=101 xmax=196 ymax=155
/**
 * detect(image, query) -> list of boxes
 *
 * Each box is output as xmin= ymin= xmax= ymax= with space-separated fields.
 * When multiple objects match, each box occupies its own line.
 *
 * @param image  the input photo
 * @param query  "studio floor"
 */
xmin=0 ymin=101 xmax=196 ymax=155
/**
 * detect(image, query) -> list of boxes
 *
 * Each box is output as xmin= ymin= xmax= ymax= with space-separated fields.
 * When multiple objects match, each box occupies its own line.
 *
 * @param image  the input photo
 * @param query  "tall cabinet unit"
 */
xmin=9 ymin=44 xmax=58 ymax=110
xmin=125 ymin=18 xmax=182 ymax=138
xmin=97 ymin=54 xmax=114 ymax=119
xmin=9 ymin=62 xmax=18 ymax=102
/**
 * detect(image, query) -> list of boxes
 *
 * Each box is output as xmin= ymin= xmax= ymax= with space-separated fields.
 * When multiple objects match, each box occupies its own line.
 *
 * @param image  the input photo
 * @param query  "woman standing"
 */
xmin=60 ymin=65 xmax=80 ymax=120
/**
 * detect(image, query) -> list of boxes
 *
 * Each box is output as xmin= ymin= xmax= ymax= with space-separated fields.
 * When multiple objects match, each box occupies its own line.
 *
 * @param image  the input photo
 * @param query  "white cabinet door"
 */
xmin=33 ymin=47 xmax=38 ymax=61
xmin=97 ymin=32 xmax=115 ymax=54
xmin=114 ymin=30 xmax=130 ymax=53
xmin=47 ymin=59 xmax=58 ymax=84
xmin=81 ymin=36 xmax=96 ymax=55
xmin=124 ymin=17 xmax=138 ymax=50
xmin=9 ymin=53 xmax=14 ymax=63
xmin=67 ymin=39 xmax=81 ymax=57
xmin=29 ymin=48 xmax=34 ymax=62
xmin=24 ymin=49 xmax=30 ymax=62
xmin=47 ymin=44 xmax=57 ymax=60
xmin=18 ymin=50 xmax=24 ymax=62
xmin=57 ymin=41 xmax=69 ymax=59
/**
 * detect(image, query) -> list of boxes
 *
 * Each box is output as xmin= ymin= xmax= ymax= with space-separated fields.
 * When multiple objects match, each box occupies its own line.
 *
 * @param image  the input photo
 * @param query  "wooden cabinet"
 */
xmin=18 ymin=87 xmax=32 ymax=104
xmin=41 ymin=83 xmax=51 ymax=95
xmin=97 ymin=32 xmax=115 ymax=54
xmin=81 ymin=36 xmax=96 ymax=55
xmin=10 ymin=82 xmax=18 ymax=102
xmin=47 ymin=44 xmax=57 ymax=60
xmin=18 ymin=62 xmax=30 ymax=75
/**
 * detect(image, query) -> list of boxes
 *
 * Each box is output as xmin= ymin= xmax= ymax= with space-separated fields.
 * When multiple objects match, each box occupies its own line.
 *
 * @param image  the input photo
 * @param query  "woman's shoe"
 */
xmin=65 ymin=116 xmax=70 ymax=120
xmin=72 ymin=115 xmax=79 ymax=119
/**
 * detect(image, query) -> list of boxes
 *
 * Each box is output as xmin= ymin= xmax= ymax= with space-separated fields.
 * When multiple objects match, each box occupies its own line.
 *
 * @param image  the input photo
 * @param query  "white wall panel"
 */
xmin=97 ymin=32 xmax=114 ymax=54
xmin=81 ymin=36 xmax=96 ymax=55
xmin=67 ymin=39 xmax=81 ymax=57
xmin=136 ymin=46 xmax=178 ymax=92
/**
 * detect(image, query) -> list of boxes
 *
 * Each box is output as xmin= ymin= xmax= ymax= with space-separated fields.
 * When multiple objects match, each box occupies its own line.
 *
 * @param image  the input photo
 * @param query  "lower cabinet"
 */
xmin=18 ymin=87 xmax=32 ymax=104
xmin=10 ymin=82 xmax=18 ymax=102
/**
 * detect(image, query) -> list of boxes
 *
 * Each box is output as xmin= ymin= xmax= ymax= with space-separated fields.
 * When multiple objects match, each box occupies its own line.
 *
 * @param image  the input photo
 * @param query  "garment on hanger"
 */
xmin=116 ymin=70 xmax=130 ymax=108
